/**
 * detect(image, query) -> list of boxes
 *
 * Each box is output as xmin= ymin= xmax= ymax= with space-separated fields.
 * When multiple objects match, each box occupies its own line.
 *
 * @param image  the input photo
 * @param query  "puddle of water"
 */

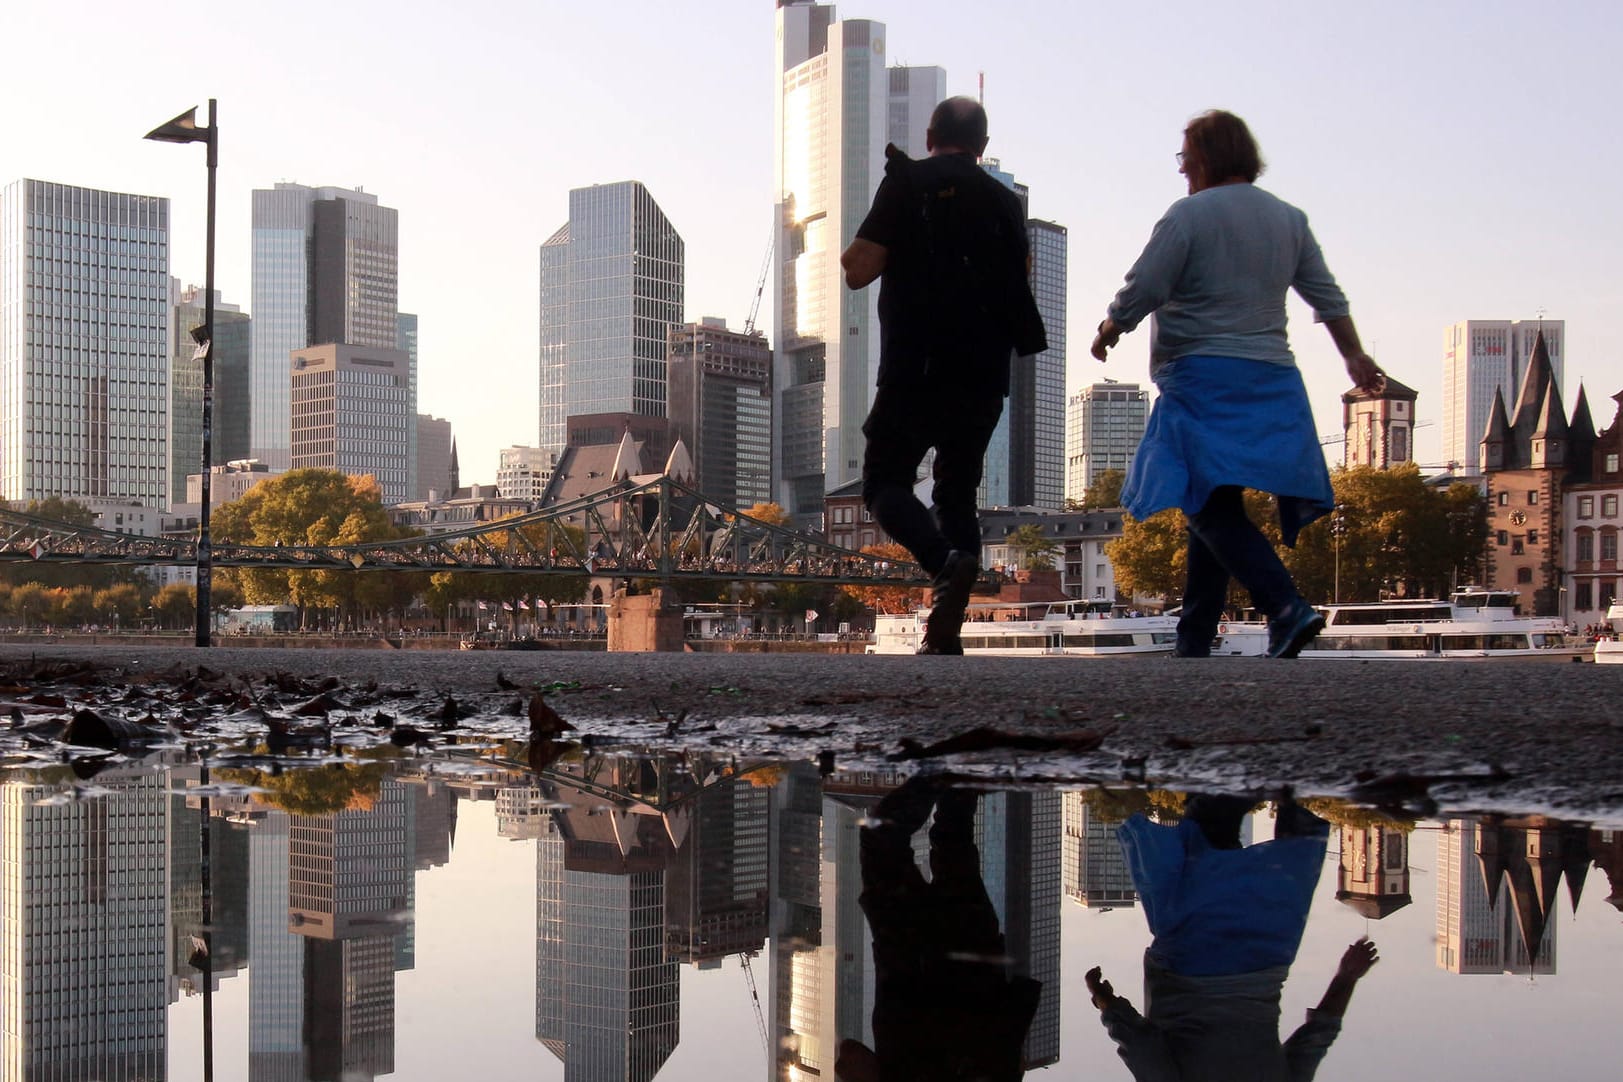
xmin=1 ymin=745 xmax=1619 ymax=1082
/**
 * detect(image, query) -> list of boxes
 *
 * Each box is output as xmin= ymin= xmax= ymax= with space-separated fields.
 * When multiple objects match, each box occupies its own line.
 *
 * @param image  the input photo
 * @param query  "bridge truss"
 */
xmin=0 ymin=476 xmax=927 ymax=587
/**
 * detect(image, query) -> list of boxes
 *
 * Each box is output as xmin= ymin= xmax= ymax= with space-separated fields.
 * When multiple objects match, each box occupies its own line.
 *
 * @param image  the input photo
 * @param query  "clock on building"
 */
xmin=1509 ymin=509 xmax=1527 ymax=526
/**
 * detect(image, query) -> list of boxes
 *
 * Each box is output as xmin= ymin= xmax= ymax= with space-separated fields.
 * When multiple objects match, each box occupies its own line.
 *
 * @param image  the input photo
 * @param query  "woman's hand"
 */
xmin=1085 ymin=965 xmax=1118 ymax=1010
xmin=1091 ymin=319 xmax=1122 ymax=361
xmin=1337 ymin=936 xmax=1379 ymax=981
xmin=1344 ymin=351 xmax=1386 ymax=394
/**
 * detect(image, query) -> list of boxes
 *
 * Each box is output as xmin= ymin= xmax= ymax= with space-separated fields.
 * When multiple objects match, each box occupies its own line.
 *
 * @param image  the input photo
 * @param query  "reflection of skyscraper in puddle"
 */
xmin=249 ymin=811 xmax=306 ymax=1082
xmin=243 ymin=775 xmax=412 ymax=1077
xmin=769 ymin=770 xmax=1062 ymax=1079
xmin=534 ymin=760 xmax=681 ymax=1082
xmin=665 ymin=773 xmax=770 ymax=967
xmin=0 ymin=768 xmax=168 ymax=1081
xmin=1336 ymin=822 xmax=1412 ymax=919
xmin=1436 ymin=817 xmax=1591 ymax=975
xmin=977 ymin=791 xmax=1061 ymax=1070
xmin=771 ymin=767 xmax=900 ymax=1081
xmin=1061 ymin=792 xmax=1137 ymax=909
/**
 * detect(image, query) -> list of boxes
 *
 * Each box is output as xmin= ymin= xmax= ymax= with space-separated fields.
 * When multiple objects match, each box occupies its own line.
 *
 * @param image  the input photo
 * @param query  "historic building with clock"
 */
xmin=1479 ymin=329 xmax=1618 ymax=618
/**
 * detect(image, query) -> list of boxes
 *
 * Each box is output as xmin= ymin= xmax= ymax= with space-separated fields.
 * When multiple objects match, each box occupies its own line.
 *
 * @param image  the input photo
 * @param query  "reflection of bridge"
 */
xmin=0 ymin=476 xmax=925 ymax=587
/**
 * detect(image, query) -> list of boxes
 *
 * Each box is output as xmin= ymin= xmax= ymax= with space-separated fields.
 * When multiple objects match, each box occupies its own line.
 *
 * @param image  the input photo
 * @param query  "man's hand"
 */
xmin=1337 ymin=937 xmax=1379 ymax=982
xmin=1090 ymin=318 xmax=1122 ymax=362
xmin=841 ymin=238 xmax=887 ymax=290
xmin=1085 ymin=965 xmax=1118 ymax=1011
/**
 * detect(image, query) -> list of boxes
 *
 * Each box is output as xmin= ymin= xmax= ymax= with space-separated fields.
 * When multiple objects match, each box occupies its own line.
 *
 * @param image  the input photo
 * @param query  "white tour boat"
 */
xmin=868 ymin=599 xmax=1179 ymax=657
xmin=1210 ymin=588 xmax=1593 ymax=662
xmin=1594 ymin=603 xmax=1623 ymax=666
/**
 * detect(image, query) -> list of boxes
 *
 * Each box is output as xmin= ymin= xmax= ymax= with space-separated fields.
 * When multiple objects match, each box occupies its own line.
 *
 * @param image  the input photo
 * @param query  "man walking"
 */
xmin=842 ymin=96 xmax=1046 ymax=654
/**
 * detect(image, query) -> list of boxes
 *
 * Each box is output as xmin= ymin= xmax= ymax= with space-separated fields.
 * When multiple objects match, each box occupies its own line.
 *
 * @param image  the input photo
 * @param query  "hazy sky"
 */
xmin=5 ymin=0 xmax=1620 ymax=486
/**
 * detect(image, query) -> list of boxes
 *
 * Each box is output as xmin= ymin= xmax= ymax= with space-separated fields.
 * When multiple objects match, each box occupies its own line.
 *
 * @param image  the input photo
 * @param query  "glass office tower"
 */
xmin=250 ymin=183 xmax=400 ymax=470
xmin=0 ymin=179 xmax=171 ymax=507
xmin=537 ymin=181 xmax=684 ymax=458
xmin=772 ymin=1 xmax=942 ymax=526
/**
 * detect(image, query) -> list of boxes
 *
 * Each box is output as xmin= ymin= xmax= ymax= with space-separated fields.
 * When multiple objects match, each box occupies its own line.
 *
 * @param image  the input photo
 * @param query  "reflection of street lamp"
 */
xmin=1331 ymin=505 xmax=1348 ymax=603
xmin=145 ymin=100 xmax=218 ymax=648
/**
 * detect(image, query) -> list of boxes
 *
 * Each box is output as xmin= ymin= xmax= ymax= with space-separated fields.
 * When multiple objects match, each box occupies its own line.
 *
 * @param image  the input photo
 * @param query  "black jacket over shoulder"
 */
xmin=856 ymin=145 xmax=1048 ymax=395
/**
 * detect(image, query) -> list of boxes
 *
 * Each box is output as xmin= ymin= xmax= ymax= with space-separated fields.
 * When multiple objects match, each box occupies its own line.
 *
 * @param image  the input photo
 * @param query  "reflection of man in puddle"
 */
xmin=1084 ymin=794 xmax=1378 ymax=1081
xmin=836 ymin=777 xmax=1041 ymax=1082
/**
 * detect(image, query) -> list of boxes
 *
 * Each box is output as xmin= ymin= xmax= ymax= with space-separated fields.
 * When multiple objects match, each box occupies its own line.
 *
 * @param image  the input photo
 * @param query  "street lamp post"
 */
xmin=145 ymin=100 xmax=218 ymax=648
xmin=1332 ymin=505 xmax=1348 ymax=604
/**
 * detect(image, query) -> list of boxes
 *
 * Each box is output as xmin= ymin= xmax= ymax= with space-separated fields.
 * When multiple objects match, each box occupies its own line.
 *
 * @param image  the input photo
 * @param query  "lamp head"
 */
xmin=145 ymin=107 xmax=208 ymax=145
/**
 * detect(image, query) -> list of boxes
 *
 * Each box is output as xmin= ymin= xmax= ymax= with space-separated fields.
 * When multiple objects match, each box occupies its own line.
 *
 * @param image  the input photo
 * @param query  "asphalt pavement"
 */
xmin=3 ymin=642 xmax=1619 ymax=820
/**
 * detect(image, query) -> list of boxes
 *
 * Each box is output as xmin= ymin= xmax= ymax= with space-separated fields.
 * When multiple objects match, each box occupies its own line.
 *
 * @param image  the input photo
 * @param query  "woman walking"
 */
xmin=1092 ymin=110 xmax=1386 ymax=658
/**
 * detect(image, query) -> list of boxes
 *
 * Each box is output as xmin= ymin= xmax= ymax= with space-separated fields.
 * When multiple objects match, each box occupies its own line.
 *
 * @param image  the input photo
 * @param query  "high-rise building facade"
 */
xmin=250 ymin=183 xmax=401 ymax=470
xmin=173 ymin=283 xmax=251 ymax=504
xmin=1442 ymin=319 xmax=1565 ymax=476
xmin=1060 ymin=792 xmax=1137 ymax=908
xmin=414 ymin=413 xmax=454 ymax=500
xmin=773 ymin=2 xmax=942 ymax=524
xmin=1026 ymin=220 xmax=1068 ymax=509
xmin=667 ymin=318 xmax=772 ymax=508
xmin=1 ymin=179 xmax=171 ymax=507
xmin=978 ymin=160 xmax=1067 ymax=510
xmin=1066 ymin=381 xmax=1149 ymax=504
xmin=289 ymin=344 xmax=412 ymax=503
xmin=538 ymin=182 xmax=684 ymax=458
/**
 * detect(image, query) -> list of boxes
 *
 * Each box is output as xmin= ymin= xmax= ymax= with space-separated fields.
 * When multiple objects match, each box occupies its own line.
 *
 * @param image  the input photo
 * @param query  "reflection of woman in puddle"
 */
xmin=1085 ymin=794 xmax=1378 ymax=1081
xmin=837 ymin=777 xmax=1041 ymax=1082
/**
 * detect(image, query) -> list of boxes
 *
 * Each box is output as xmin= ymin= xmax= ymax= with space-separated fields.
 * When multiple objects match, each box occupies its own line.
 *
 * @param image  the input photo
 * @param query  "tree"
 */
xmin=1081 ymin=469 xmax=1126 ymax=509
xmin=742 ymin=502 xmax=790 ymax=527
xmin=1285 ymin=466 xmax=1488 ymax=602
xmin=153 ymin=584 xmax=195 ymax=629
xmin=212 ymin=469 xmax=411 ymax=625
xmin=7 ymin=582 xmax=48 ymax=628
xmin=92 ymin=584 xmax=145 ymax=627
xmin=1005 ymin=523 xmax=1062 ymax=571
xmin=1106 ymin=510 xmax=1188 ymax=602
xmin=840 ymin=542 xmax=921 ymax=615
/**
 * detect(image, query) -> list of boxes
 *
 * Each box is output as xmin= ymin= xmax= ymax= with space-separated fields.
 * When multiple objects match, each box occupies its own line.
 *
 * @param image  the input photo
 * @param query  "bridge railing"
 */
xmin=0 ymin=477 xmax=929 ymax=587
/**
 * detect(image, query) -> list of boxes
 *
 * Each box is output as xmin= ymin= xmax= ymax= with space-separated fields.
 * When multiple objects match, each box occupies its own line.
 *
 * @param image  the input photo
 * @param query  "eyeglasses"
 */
xmin=1175 ymin=152 xmax=1186 ymax=166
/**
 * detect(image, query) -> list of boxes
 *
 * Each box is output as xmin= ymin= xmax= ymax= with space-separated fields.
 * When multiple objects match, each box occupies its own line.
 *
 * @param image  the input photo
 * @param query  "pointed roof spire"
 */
xmin=662 ymin=437 xmax=695 ymax=483
xmin=1531 ymin=378 xmax=1570 ymax=441
xmin=609 ymin=429 xmax=642 ymax=481
xmin=1482 ymin=389 xmax=1511 ymax=445
xmin=1568 ymin=384 xmax=1597 ymax=443
xmin=1508 ymin=329 xmax=1556 ymax=433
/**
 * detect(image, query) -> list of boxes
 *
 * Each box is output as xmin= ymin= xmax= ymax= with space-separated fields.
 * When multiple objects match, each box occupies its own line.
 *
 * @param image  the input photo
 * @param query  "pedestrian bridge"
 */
xmin=0 ymin=476 xmax=925 ymax=587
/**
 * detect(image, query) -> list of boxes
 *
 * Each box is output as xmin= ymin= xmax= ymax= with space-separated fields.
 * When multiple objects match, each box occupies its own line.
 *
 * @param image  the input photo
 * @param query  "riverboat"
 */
xmin=867 ymin=599 xmax=1178 ymax=657
xmin=1594 ymin=603 xmax=1623 ymax=665
xmin=1210 ymin=588 xmax=1592 ymax=662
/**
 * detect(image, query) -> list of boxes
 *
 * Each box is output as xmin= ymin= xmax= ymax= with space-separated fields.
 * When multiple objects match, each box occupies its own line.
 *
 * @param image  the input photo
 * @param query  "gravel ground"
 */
xmin=3 ymin=642 xmax=1620 ymax=820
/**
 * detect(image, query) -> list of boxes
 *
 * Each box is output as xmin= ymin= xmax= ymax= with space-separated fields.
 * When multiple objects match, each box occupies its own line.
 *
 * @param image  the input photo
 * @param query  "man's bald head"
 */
xmin=926 ymin=97 xmax=989 ymax=158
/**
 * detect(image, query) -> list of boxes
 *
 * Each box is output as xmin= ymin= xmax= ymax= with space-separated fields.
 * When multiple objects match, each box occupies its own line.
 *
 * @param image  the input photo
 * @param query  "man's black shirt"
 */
xmin=855 ymin=147 xmax=1046 ymax=395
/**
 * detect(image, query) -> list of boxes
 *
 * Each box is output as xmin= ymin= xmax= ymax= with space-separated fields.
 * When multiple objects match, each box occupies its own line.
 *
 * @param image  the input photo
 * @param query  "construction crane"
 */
xmin=743 ymin=225 xmax=774 ymax=336
xmin=739 ymin=951 xmax=769 ymax=1057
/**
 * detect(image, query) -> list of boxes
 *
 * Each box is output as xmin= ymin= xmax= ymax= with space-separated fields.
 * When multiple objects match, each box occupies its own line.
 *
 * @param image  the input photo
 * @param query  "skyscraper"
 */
xmin=773 ymin=1 xmax=942 ymax=524
xmin=538 ymin=181 xmax=684 ymax=458
xmin=1442 ymin=319 xmax=1565 ymax=476
xmin=250 ymin=183 xmax=402 ymax=469
xmin=1 ymin=179 xmax=171 ymax=507
xmin=1060 ymin=792 xmax=1137 ymax=909
xmin=289 ymin=344 xmax=413 ymax=503
xmin=978 ymin=160 xmax=1067 ymax=510
xmin=173 ymin=283 xmax=251 ymax=504
xmin=1066 ymin=381 xmax=1149 ymax=504
xmin=414 ymin=413 xmax=454 ymax=500
xmin=666 ymin=319 xmax=772 ymax=508
xmin=976 ymin=791 xmax=1062 ymax=1070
